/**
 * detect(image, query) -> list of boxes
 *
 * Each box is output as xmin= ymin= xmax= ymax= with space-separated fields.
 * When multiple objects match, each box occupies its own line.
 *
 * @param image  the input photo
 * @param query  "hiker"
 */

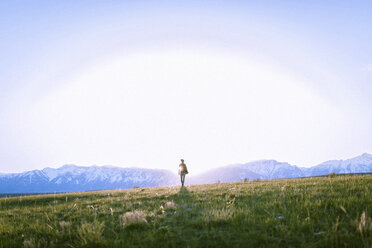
xmin=178 ymin=159 xmax=188 ymax=187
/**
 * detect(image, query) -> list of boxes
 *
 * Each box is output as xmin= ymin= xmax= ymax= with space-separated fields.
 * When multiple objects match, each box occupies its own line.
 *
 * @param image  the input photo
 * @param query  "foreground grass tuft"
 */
xmin=0 ymin=175 xmax=371 ymax=247
xmin=77 ymin=220 xmax=105 ymax=246
xmin=120 ymin=210 xmax=148 ymax=228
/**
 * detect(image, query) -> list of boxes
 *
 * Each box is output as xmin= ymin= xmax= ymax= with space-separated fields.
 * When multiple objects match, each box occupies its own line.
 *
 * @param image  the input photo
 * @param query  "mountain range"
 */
xmin=1 ymin=153 xmax=371 ymax=193
xmin=190 ymin=153 xmax=372 ymax=184
xmin=0 ymin=165 xmax=178 ymax=193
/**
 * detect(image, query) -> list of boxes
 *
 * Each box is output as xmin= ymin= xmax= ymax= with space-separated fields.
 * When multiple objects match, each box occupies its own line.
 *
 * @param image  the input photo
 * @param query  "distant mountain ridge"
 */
xmin=191 ymin=153 xmax=372 ymax=184
xmin=301 ymin=153 xmax=372 ymax=177
xmin=1 ymin=153 xmax=372 ymax=193
xmin=0 ymin=165 xmax=178 ymax=193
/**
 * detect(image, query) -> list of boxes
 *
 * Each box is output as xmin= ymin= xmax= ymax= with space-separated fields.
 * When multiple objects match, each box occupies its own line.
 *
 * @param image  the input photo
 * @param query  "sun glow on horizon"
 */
xmin=8 ymin=48 xmax=347 ymax=175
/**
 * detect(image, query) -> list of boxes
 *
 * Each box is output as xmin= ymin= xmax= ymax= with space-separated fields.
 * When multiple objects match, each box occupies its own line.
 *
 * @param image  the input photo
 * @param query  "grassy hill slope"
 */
xmin=0 ymin=175 xmax=371 ymax=247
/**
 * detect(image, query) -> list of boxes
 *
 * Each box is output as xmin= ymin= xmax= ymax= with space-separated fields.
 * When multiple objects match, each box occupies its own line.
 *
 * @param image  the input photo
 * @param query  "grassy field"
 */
xmin=0 ymin=175 xmax=371 ymax=247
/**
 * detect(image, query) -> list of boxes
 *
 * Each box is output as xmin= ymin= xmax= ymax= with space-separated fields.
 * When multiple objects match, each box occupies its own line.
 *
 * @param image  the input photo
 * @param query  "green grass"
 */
xmin=0 ymin=175 xmax=371 ymax=247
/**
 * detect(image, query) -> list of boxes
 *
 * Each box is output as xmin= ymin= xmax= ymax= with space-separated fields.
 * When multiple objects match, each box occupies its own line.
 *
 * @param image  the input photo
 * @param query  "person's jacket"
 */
xmin=178 ymin=163 xmax=188 ymax=175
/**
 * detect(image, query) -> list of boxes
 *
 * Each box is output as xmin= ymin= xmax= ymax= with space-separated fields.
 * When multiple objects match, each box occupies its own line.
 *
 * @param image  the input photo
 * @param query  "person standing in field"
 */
xmin=178 ymin=159 xmax=188 ymax=187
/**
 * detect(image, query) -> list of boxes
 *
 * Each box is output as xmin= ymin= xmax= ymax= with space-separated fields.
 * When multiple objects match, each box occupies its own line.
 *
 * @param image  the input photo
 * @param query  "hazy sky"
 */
xmin=1 ymin=1 xmax=372 ymax=174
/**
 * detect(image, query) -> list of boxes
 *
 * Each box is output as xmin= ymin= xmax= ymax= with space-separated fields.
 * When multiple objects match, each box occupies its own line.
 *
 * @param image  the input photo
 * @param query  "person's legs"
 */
xmin=181 ymin=173 xmax=185 ymax=186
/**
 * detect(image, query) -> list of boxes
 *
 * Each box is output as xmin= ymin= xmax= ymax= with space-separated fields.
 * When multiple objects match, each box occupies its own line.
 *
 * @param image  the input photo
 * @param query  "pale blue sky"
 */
xmin=1 ymin=1 xmax=371 ymax=174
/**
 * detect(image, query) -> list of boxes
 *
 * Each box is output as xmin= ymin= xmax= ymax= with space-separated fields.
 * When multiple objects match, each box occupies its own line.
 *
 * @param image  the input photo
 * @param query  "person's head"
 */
xmin=181 ymin=159 xmax=184 ymax=163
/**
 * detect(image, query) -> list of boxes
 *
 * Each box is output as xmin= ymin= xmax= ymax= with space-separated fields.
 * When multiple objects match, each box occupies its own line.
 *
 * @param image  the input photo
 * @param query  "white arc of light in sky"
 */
xmin=7 ymin=48 xmax=355 ymax=175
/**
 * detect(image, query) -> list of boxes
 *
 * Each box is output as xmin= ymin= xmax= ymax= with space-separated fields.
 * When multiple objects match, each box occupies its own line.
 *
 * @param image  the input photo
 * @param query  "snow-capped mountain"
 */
xmin=0 ymin=165 xmax=178 ymax=193
xmin=238 ymin=160 xmax=305 ymax=179
xmin=302 ymin=153 xmax=372 ymax=177
xmin=190 ymin=153 xmax=372 ymax=183
xmin=190 ymin=160 xmax=304 ymax=183
xmin=1 ymin=153 xmax=371 ymax=193
xmin=189 ymin=164 xmax=262 ymax=184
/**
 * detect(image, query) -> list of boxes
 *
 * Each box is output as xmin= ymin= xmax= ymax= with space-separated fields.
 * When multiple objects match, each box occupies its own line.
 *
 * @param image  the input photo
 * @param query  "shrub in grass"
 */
xmin=327 ymin=173 xmax=338 ymax=178
xmin=120 ymin=210 xmax=147 ymax=228
xmin=164 ymin=201 xmax=176 ymax=210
